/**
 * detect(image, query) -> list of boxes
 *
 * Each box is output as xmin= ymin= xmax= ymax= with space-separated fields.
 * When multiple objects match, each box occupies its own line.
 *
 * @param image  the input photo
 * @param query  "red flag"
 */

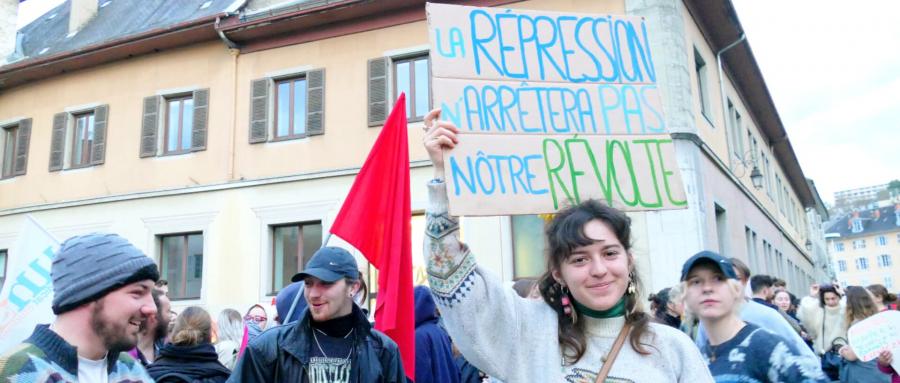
xmin=330 ymin=93 xmax=414 ymax=379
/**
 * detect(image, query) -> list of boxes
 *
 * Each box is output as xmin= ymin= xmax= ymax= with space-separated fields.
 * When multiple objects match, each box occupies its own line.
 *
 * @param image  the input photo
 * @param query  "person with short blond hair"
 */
xmin=682 ymin=251 xmax=827 ymax=382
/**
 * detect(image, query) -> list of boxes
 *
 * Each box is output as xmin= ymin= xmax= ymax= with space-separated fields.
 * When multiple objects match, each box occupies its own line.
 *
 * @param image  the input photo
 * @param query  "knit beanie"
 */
xmin=52 ymin=233 xmax=159 ymax=314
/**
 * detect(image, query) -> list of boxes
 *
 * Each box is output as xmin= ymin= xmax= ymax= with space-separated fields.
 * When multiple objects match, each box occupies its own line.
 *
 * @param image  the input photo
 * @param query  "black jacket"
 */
xmin=147 ymin=343 xmax=231 ymax=383
xmin=227 ymin=304 xmax=405 ymax=383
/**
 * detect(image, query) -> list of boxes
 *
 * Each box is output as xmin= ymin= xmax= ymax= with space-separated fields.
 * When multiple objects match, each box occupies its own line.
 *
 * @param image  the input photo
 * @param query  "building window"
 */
xmin=1 ymin=125 xmax=18 ymax=178
xmin=70 ymin=112 xmax=95 ymax=167
xmin=271 ymin=221 xmax=322 ymax=294
xmin=837 ymin=260 xmax=847 ymax=272
xmin=393 ymin=54 xmax=431 ymax=122
xmin=512 ymin=215 xmax=547 ymax=278
xmin=274 ymin=77 xmax=308 ymax=140
xmin=140 ymin=90 xmax=208 ymax=157
xmin=835 ymin=242 xmax=845 ymax=252
xmin=852 ymin=219 xmax=863 ymax=233
xmin=764 ymin=155 xmax=773 ymax=198
xmin=49 ymin=108 xmax=106 ymax=171
xmin=885 ymin=276 xmax=894 ymax=290
xmin=876 ymin=235 xmax=887 ymax=246
xmin=745 ymin=227 xmax=759 ymax=273
xmin=853 ymin=239 xmax=866 ymax=249
xmin=878 ymin=254 xmax=892 ymax=268
xmin=160 ymin=233 xmax=203 ymax=300
xmin=897 ymin=233 xmax=900 ymax=243
xmin=0 ymin=249 xmax=7 ymax=290
xmin=165 ymin=95 xmax=194 ymax=154
xmin=249 ymin=71 xmax=324 ymax=143
xmin=727 ymin=100 xmax=744 ymax=160
xmin=856 ymin=257 xmax=869 ymax=270
xmin=694 ymin=48 xmax=710 ymax=121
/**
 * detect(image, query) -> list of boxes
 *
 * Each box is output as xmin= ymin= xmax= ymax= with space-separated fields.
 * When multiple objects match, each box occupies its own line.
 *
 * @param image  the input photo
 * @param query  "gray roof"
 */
xmin=826 ymin=205 xmax=900 ymax=238
xmin=17 ymin=0 xmax=238 ymax=61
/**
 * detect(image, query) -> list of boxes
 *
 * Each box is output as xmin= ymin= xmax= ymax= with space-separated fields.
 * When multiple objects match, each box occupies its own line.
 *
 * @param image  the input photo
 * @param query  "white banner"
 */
xmin=0 ymin=216 xmax=59 ymax=353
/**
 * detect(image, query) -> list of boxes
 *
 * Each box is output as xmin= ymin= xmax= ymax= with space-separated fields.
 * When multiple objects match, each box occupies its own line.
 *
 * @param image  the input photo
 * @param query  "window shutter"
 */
xmin=49 ymin=112 xmax=67 ymax=171
xmin=140 ymin=96 xmax=160 ymax=157
xmin=13 ymin=118 xmax=31 ymax=176
xmin=367 ymin=57 xmax=389 ymax=127
xmin=250 ymin=78 xmax=269 ymax=143
xmin=306 ymin=69 xmax=325 ymax=136
xmin=191 ymin=88 xmax=209 ymax=151
xmin=91 ymin=105 xmax=108 ymax=165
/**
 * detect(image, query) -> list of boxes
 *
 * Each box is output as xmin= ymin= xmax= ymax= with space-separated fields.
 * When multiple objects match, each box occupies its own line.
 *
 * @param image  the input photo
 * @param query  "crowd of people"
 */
xmin=0 ymin=108 xmax=898 ymax=383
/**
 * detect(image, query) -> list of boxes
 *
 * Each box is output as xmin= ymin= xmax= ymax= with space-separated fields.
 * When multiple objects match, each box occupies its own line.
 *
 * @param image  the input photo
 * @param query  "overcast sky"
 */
xmin=732 ymin=0 xmax=900 ymax=204
xmin=17 ymin=0 xmax=899 ymax=204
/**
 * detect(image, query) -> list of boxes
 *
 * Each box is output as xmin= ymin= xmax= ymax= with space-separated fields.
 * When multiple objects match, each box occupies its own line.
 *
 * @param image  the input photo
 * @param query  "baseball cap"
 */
xmin=680 ymin=250 xmax=738 ymax=281
xmin=291 ymin=246 xmax=359 ymax=283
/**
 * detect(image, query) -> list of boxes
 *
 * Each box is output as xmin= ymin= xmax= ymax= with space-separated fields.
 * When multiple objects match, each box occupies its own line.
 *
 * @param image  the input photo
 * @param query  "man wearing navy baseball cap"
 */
xmin=229 ymin=246 xmax=405 ymax=383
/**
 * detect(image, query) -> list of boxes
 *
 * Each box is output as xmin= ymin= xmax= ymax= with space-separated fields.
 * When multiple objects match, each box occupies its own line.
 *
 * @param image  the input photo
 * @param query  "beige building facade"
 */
xmin=828 ymin=205 xmax=900 ymax=290
xmin=0 ymin=0 xmax=824 ymax=316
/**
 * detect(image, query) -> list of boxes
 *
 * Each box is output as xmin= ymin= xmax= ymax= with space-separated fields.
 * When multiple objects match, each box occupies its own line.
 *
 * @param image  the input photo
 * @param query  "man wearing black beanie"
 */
xmin=0 ymin=233 xmax=160 ymax=382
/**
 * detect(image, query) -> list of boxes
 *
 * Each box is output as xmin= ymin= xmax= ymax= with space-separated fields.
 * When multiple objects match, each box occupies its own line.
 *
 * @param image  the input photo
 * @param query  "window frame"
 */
xmin=835 ymin=242 xmax=845 ymax=252
xmin=163 ymin=94 xmax=194 ymax=155
xmin=876 ymin=235 xmax=887 ymax=246
xmin=269 ymin=220 xmax=322 ymax=295
xmin=878 ymin=254 xmax=892 ymax=268
xmin=511 ymin=214 xmax=548 ymax=279
xmin=1 ymin=124 xmax=18 ymax=179
xmin=272 ymin=76 xmax=309 ymax=141
xmin=693 ymin=47 xmax=712 ymax=123
xmin=159 ymin=232 xmax=204 ymax=300
xmin=0 ymin=248 xmax=7 ymax=291
xmin=856 ymin=257 xmax=869 ymax=270
xmin=837 ymin=259 xmax=847 ymax=272
xmin=69 ymin=111 xmax=96 ymax=169
xmin=391 ymin=54 xmax=432 ymax=123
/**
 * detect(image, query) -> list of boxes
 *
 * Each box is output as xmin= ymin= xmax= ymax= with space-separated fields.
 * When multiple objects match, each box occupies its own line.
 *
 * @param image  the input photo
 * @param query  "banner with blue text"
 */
xmin=427 ymin=3 xmax=687 ymax=215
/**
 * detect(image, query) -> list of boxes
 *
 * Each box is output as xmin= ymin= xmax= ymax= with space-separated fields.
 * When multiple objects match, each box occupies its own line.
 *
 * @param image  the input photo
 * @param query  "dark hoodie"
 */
xmin=147 ymin=343 xmax=232 ymax=383
xmin=415 ymin=286 xmax=461 ymax=383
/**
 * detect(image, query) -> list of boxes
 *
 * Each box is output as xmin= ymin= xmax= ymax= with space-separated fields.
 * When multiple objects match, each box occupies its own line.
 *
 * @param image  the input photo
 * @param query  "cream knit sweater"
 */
xmin=798 ymin=296 xmax=847 ymax=354
xmin=424 ymin=181 xmax=713 ymax=383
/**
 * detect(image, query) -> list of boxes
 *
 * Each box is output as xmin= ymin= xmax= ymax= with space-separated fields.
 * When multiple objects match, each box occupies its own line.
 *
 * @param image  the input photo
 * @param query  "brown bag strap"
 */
xmin=594 ymin=323 xmax=632 ymax=383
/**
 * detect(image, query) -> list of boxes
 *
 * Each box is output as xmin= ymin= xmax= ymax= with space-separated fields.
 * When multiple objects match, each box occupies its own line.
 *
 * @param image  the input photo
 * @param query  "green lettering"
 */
xmin=632 ymin=139 xmax=663 ymax=208
xmin=542 ymin=138 xmax=574 ymax=209
xmin=654 ymin=139 xmax=687 ymax=206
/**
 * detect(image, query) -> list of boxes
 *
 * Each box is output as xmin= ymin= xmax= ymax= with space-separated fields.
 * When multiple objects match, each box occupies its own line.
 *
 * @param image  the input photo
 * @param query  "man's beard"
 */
xmin=90 ymin=299 xmax=140 ymax=353
xmin=155 ymin=314 xmax=170 ymax=341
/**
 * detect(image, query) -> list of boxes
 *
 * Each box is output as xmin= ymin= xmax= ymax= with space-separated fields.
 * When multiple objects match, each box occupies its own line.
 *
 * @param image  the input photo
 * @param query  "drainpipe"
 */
xmin=215 ymin=15 xmax=240 ymax=50
xmin=716 ymin=33 xmax=746 ymax=163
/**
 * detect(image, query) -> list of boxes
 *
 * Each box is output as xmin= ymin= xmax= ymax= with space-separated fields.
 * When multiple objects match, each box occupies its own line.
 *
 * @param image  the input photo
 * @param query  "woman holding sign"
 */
xmin=421 ymin=109 xmax=712 ymax=383
xmin=837 ymin=286 xmax=891 ymax=383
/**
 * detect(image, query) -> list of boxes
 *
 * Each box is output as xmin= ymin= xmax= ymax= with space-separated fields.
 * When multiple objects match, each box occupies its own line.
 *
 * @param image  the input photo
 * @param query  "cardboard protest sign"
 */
xmin=0 ymin=216 xmax=58 ymax=353
xmin=848 ymin=310 xmax=900 ymax=372
xmin=427 ymin=3 xmax=686 ymax=215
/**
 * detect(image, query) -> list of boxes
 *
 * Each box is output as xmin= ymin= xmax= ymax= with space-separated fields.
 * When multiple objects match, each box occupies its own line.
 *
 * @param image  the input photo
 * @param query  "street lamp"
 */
xmin=749 ymin=165 xmax=764 ymax=190
xmin=735 ymin=151 xmax=764 ymax=190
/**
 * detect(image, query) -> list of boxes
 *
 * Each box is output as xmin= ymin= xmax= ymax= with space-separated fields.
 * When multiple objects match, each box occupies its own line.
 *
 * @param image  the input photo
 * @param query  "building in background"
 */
xmin=826 ymin=205 xmax=900 ymax=290
xmin=0 ymin=0 xmax=825 ymax=315
xmin=834 ymin=184 xmax=889 ymax=206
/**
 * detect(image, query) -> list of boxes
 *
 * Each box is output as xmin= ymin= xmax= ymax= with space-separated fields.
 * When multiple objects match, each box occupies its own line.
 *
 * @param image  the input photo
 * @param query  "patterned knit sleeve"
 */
xmin=423 ymin=180 xmax=543 ymax=381
xmin=759 ymin=331 xmax=830 ymax=383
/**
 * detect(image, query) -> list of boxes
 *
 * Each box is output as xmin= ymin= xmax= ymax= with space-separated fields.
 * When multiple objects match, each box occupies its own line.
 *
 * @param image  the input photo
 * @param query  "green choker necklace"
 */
xmin=573 ymin=297 xmax=626 ymax=318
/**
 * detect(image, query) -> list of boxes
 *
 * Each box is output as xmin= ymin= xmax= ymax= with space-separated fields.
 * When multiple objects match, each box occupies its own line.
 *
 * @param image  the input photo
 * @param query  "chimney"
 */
xmin=0 ymin=0 xmax=17 ymax=65
xmin=69 ymin=0 xmax=98 ymax=36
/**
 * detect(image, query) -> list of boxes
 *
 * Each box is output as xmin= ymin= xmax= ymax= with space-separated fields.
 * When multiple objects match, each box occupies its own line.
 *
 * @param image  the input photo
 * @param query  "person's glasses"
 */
xmin=244 ymin=315 xmax=267 ymax=323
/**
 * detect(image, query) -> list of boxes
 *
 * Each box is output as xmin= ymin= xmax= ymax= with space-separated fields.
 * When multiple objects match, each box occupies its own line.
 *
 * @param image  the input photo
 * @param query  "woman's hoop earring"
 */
xmin=627 ymin=272 xmax=636 ymax=295
xmin=560 ymin=285 xmax=577 ymax=325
